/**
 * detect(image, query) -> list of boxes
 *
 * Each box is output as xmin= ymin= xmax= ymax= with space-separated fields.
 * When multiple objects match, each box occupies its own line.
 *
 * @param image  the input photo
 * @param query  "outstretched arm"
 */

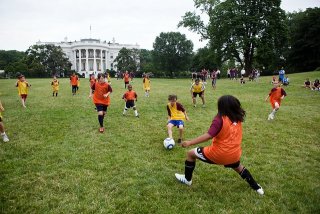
xmin=181 ymin=133 xmax=212 ymax=148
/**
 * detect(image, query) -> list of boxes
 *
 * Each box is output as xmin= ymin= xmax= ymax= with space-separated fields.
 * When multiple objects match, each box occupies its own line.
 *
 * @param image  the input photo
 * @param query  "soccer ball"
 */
xmin=163 ymin=138 xmax=175 ymax=150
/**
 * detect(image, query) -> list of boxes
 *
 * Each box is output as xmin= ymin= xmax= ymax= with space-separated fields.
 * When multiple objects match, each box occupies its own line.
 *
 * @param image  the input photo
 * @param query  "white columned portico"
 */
xmin=86 ymin=49 xmax=89 ymax=72
xmin=79 ymin=49 xmax=82 ymax=72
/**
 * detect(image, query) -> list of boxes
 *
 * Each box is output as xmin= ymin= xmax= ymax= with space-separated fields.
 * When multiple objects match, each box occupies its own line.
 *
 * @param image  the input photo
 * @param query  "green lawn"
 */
xmin=0 ymin=72 xmax=319 ymax=213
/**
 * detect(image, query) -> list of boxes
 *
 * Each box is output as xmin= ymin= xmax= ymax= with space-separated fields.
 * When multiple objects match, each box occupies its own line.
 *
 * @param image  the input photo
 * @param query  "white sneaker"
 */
xmin=2 ymin=134 xmax=9 ymax=142
xmin=267 ymin=114 xmax=274 ymax=120
xmin=175 ymin=173 xmax=192 ymax=186
xmin=256 ymin=184 xmax=264 ymax=195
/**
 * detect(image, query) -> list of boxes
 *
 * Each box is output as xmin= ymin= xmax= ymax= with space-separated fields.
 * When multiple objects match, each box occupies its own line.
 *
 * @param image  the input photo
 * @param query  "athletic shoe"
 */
xmin=267 ymin=114 xmax=274 ymax=120
xmin=175 ymin=173 xmax=192 ymax=186
xmin=2 ymin=134 xmax=9 ymax=142
xmin=99 ymin=127 xmax=105 ymax=133
xmin=178 ymin=139 xmax=182 ymax=144
xmin=136 ymin=114 xmax=139 ymax=118
xmin=193 ymin=104 xmax=196 ymax=107
xmin=256 ymin=184 xmax=264 ymax=195
xmin=202 ymin=104 xmax=206 ymax=108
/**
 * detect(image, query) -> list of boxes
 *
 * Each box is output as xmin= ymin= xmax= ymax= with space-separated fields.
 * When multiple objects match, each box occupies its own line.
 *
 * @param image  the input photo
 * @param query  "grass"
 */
xmin=0 ymin=71 xmax=319 ymax=213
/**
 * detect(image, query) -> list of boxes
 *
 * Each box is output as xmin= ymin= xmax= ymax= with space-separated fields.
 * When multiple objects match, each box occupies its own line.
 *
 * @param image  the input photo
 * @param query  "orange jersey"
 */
xmin=204 ymin=116 xmax=242 ymax=165
xmin=92 ymin=82 xmax=112 ymax=105
xmin=269 ymin=87 xmax=286 ymax=108
xmin=123 ymin=90 xmax=137 ymax=101
xmin=124 ymin=73 xmax=130 ymax=82
xmin=70 ymin=75 xmax=78 ymax=86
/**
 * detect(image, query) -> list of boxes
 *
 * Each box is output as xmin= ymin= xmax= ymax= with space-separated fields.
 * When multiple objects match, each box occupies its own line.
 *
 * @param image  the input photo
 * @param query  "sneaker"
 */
xmin=175 ymin=173 xmax=192 ymax=186
xmin=193 ymin=104 xmax=196 ymax=107
xmin=136 ymin=114 xmax=139 ymax=118
xmin=202 ymin=104 xmax=206 ymax=108
xmin=177 ymin=139 xmax=182 ymax=144
xmin=267 ymin=114 xmax=274 ymax=120
xmin=2 ymin=134 xmax=9 ymax=142
xmin=99 ymin=127 xmax=105 ymax=133
xmin=256 ymin=184 xmax=264 ymax=195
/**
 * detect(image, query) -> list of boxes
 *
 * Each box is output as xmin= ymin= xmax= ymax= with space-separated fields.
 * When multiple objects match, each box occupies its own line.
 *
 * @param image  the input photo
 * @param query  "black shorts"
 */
xmin=193 ymin=92 xmax=203 ymax=97
xmin=194 ymin=147 xmax=240 ymax=168
xmin=125 ymin=100 xmax=135 ymax=108
xmin=0 ymin=116 xmax=2 ymax=122
xmin=95 ymin=104 xmax=108 ymax=112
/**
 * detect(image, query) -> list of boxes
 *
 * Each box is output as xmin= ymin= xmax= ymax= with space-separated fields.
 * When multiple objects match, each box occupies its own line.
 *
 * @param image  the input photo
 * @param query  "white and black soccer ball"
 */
xmin=163 ymin=138 xmax=175 ymax=150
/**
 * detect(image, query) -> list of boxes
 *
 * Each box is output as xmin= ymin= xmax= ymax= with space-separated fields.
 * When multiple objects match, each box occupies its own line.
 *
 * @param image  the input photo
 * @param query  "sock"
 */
xmin=0 ymin=132 xmax=5 ymax=136
xmin=56 ymin=93 xmax=58 ymax=97
xmin=185 ymin=160 xmax=196 ymax=181
xmin=53 ymin=92 xmax=54 ymax=96
xmin=239 ymin=168 xmax=260 ymax=190
xmin=98 ymin=115 xmax=104 ymax=127
xmin=123 ymin=108 xmax=127 ymax=115
xmin=134 ymin=110 xmax=138 ymax=116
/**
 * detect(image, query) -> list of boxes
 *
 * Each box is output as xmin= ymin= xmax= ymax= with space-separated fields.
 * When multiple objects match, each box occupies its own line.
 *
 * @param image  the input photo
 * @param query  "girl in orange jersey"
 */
xmin=265 ymin=81 xmax=287 ymax=120
xmin=70 ymin=72 xmax=79 ymax=95
xmin=122 ymin=84 xmax=139 ymax=117
xmin=123 ymin=71 xmax=130 ymax=89
xmin=175 ymin=95 xmax=264 ymax=195
xmin=89 ymin=73 xmax=113 ymax=133
xmin=15 ymin=74 xmax=31 ymax=108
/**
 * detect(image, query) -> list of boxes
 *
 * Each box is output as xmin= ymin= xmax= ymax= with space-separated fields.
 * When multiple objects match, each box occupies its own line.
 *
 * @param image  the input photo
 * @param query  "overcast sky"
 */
xmin=0 ymin=0 xmax=319 ymax=51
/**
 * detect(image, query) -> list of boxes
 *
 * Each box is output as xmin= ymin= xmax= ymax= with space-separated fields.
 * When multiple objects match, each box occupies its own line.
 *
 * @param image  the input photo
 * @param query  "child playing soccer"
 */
xmin=265 ymin=81 xmax=287 ymax=120
xmin=15 ymin=74 xmax=31 ymax=108
xmin=122 ymin=84 xmax=139 ymax=117
xmin=167 ymin=95 xmax=189 ymax=144
xmin=190 ymin=79 xmax=205 ymax=107
xmin=70 ymin=72 xmax=79 ymax=95
xmin=89 ymin=73 xmax=113 ymax=133
xmin=174 ymin=95 xmax=264 ymax=195
xmin=0 ymin=100 xmax=9 ymax=142
xmin=51 ymin=76 xmax=59 ymax=97
xmin=143 ymin=74 xmax=151 ymax=97
xmin=123 ymin=71 xmax=130 ymax=89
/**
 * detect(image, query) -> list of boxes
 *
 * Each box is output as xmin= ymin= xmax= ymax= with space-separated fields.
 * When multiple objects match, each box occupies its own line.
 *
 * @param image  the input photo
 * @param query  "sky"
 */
xmin=0 ymin=0 xmax=319 ymax=52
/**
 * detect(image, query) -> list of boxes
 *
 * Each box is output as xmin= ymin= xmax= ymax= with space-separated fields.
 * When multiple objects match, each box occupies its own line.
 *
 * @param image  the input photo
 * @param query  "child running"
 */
xmin=174 ymin=95 xmax=264 ymax=195
xmin=70 ymin=72 xmax=79 ymax=95
xmin=0 ymin=100 xmax=9 ymax=142
xmin=265 ymin=81 xmax=287 ymax=120
xmin=190 ymin=79 xmax=206 ymax=107
xmin=167 ymin=94 xmax=189 ymax=144
xmin=15 ymin=74 xmax=31 ymax=108
xmin=143 ymin=74 xmax=151 ymax=97
xmin=89 ymin=73 xmax=113 ymax=133
xmin=51 ymin=76 xmax=59 ymax=97
xmin=123 ymin=71 xmax=130 ymax=89
xmin=122 ymin=84 xmax=139 ymax=118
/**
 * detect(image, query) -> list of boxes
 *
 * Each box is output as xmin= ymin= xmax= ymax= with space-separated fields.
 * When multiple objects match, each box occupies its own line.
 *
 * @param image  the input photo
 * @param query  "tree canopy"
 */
xmin=113 ymin=48 xmax=139 ymax=72
xmin=25 ymin=44 xmax=72 ymax=77
xmin=179 ymin=0 xmax=288 ymax=74
xmin=152 ymin=32 xmax=193 ymax=77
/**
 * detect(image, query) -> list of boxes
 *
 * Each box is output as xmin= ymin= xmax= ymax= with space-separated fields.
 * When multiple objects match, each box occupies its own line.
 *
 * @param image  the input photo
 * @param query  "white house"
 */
xmin=36 ymin=37 xmax=139 ymax=78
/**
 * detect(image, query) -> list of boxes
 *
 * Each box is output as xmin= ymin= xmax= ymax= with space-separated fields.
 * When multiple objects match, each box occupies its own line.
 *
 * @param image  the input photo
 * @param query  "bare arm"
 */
xmin=181 ymin=133 xmax=212 ymax=148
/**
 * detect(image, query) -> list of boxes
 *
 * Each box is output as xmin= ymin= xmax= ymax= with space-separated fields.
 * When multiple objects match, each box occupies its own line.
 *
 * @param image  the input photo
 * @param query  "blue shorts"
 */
xmin=168 ymin=120 xmax=184 ymax=128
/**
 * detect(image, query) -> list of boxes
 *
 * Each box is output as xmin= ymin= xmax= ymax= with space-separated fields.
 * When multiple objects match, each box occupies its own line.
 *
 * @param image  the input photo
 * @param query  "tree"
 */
xmin=0 ymin=50 xmax=26 ymax=73
xmin=25 ymin=44 xmax=71 ymax=77
xmin=179 ymin=0 xmax=288 ymax=74
xmin=287 ymin=8 xmax=320 ymax=72
xmin=139 ymin=49 xmax=156 ymax=75
xmin=191 ymin=46 xmax=219 ymax=72
xmin=113 ymin=48 xmax=139 ymax=72
xmin=153 ymin=32 xmax=193 ymax=77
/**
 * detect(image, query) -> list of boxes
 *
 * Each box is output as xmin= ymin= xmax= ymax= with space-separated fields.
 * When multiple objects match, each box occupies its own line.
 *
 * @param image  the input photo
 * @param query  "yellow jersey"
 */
xmin=16 ymin=81 xmax=29 ymax=95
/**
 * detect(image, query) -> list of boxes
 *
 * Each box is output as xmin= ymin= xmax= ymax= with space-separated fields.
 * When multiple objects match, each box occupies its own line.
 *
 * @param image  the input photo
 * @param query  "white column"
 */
xmin=86 ymin=49 xmax=89 ymax=72
xmin=73 ymin=50 xmax=77 ymax=71
xmin=105 ymin=50 xmax=109 ymax=70
xmin=79 ymin=49 xmax=82 ymax=72
xmin=93 ymin=49 xmax=97 ymax=72
xmin=100 ymin=49 xmax=103 ymax=72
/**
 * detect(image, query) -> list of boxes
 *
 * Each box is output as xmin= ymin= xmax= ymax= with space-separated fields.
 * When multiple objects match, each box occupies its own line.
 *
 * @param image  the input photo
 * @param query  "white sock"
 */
xmin=123 ymin=109 xmax=127 ymax=115
xmin=134 ymin=110 xmax=138 ymax=116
